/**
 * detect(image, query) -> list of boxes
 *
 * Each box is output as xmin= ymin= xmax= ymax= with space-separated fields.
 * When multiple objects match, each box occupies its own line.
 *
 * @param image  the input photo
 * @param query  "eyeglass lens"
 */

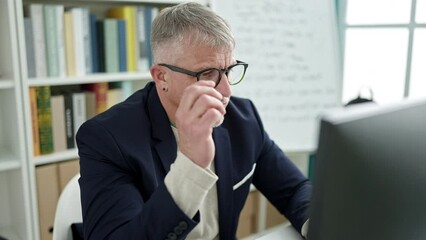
xmin=198 ymin=64 xmax=245 ymax=85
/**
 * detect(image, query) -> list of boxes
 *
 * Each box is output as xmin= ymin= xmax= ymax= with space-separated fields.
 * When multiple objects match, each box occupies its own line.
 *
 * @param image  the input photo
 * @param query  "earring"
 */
xmin=163 ymin=87 xmax=168 ymax=92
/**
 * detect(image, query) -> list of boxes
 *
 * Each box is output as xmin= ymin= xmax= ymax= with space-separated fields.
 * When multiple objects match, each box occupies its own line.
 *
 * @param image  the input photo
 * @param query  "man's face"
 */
xmin=161 ymin=42 xmax=234 ymax=114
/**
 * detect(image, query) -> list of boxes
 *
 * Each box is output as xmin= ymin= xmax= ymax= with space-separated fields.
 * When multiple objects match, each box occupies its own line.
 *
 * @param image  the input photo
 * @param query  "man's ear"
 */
xmin=150 ymin=64 xmax=166 ymax=84
xmin=151 ymin=64 xmax=169 ymax=93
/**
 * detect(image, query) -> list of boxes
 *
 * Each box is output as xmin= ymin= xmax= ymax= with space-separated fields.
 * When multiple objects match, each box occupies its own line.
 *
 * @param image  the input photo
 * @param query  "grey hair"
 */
xmin=151 ymin=2 xmax=235 ymax=64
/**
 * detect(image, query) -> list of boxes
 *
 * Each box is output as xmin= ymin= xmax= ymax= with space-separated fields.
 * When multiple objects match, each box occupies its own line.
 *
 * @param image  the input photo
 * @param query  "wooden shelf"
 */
xmin=27 ymin=72 xmax=152 ymax=87
xmin=0 ymin=149 xmax=20 ymax=171
xmin=34 ymin=148 xmax=79 ymax=166
xmin=0 ymin=80 xmax=14 ymax=89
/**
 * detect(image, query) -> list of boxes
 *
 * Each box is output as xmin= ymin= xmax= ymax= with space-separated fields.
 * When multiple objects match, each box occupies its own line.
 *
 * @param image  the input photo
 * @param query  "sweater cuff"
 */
xmin=301 ymin=219 xmax=309 ymax=237
xmin=164 ymin=151 xmax=218 ymax=218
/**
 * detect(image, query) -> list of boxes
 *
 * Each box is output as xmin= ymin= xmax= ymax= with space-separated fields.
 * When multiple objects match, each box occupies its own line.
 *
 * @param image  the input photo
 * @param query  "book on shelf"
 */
xmin=43 ymin=5 xmax=60 ymax=77
xmin=71 ymin=8 xmax=88 ymax=77
xmin=24 ymin=18 xmax=36 ymax=78
xmin=107 ymin=6 xmax=138 ymax=72
xmin=63 ymin=93 xmax=75 ymax=149
xmin=72 ymin=91 xmax=86 ymax=143
xmin=107 ymin=85 xmax=123 ymax=109
xmin=24 ymin=3 xmax=156 ymax=79
xmin=143 ymin=6 xmax=159 ymax=68
xmin=117 ymin=19 xmax=133 ymax=98
xmin=89 ymin=14 xmax=99 ymax=73
xmin=84 ymin=91 xmax=96 ymax=120
xmin=28 ymin=4 xmax=47 ymax=78
xmin=36 ymin=86 xmax=54 ymax=155
xmin=29 ymin=87 xmax=41 ymax=156
xmin=82 ymin=8 xmax=92 ymax=75
xmin=117 ymin=20 xmax=128 ymax=72
xmin=50 ymin=94 xmax=67 ymax=152
xmin=83 ymin=82 xmax=108 ymax=114
xmin=99 ymin=19 xmax=120 ymax=73
xmin=64 ymin=10 xmax=76 ymax=77
xmin=56 ymin=5 xmax=66 ymax=77
xmin=51 ymin=85 xmax=81 ymax=149
xmin=136 ymin=6 xmax=150 ymax=73
xmin=95 ymin=20 xmax=105 ymax=72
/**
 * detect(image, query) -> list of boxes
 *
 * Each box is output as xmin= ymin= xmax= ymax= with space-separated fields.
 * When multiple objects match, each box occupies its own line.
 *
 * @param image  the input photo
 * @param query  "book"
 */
xmin=117 ymin=20 xmax=127 ymax=72
xmin=50 ymin=94 xmax=67 ymax=152
xmin=71 ymin=8 xmax=86 ymax=76
xmin=103 ymin=19 xmax=119 ymax=73
xmin=36 ymin=86 xmax=54 ymax=154
xmin=51 ymin=86 xmax=78 ymax=149
xmin=56 ymin=5 xmax=66 ymax=77
xmin=136 ymin=6 xmax=149 ymax=72
xmin=64 ymin=11 xmax=76 ymax=76
xmin=83 ymin=83 xmax=108 ymax=114
xmin=82 ymin=8 xmax=92 ymax=74
xmin=96 ymin=20 xmax=105 ymax=72
xmin=72 ymin=92 xmax=86 ymax=141
xmin=64 ymin=92 xmax=75 ymax=149
xmin=117 ymin=18 xmax=133 ymax=98
xmin=89 ymin=14 xmax=99 ymax=73
xmin=144 ymin=6 xmax=157 ymax=68
xmin=24 ymin=18 xmax=36 ymax=78
xmin=84 ymin=91 xmax=96 ymax=120
xmin=107 ymin=87 xmax=123 ymax=109
xmin=107 ymin=6 xmax=138 ymax=71
xmin=29 ymin=4 xmax=47 ymax=78
xmin=29 ymin=87 xmax=40 ymax=156
xmin=63 ymin=93 xmax=75 ymax=149
xmin=43 ymin=5 xmax=59 ymax=77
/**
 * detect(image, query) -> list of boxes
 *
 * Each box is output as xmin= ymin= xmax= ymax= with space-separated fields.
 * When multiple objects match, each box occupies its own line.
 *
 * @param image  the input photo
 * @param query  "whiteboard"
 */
xmin=212 ymin=0 xmax=342 ymax=152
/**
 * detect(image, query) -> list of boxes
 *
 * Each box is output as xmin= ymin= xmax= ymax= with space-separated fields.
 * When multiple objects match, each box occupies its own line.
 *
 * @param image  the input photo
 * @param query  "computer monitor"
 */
xmin=307 ymin=98 xmax=426 ymax=240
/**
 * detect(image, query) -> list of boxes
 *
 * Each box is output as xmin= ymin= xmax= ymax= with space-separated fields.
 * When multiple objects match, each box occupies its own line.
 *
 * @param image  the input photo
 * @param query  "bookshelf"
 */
xmin=4 ymin=0 xmax=209 ymax=239
xmin=0 ymin=0 xmax=33 ymax=239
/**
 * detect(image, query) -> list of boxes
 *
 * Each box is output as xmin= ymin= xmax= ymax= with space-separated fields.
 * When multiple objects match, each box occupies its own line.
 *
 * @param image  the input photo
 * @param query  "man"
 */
xmin=77 ymin=2 xmax=311 ymax=239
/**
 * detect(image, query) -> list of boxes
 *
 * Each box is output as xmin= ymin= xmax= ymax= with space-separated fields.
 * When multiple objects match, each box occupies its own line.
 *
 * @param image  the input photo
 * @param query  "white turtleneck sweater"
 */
xmin=164 ymin=126 xmax=220 ymax=240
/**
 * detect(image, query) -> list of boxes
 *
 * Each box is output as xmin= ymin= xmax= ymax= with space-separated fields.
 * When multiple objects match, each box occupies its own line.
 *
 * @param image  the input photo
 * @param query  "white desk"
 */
xmin=256 ymin=224 xmax=303 ymax=240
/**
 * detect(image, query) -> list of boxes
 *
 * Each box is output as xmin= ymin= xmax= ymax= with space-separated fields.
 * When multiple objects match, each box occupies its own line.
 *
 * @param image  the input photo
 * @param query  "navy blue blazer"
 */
xmin=76 ymin=82 xmax=311 ymax=239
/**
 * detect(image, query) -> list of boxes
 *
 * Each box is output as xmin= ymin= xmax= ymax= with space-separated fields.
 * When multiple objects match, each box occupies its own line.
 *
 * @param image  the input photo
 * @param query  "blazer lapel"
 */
xmin=213 ymin=127 xmax=234 ymax=239
xmin=147 ymin=87 xmax=177 ymax=173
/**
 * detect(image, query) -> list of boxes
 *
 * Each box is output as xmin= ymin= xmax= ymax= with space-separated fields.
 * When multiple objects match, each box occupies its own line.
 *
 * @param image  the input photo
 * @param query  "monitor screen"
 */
xmin=307 ymin=98 xmax=426 ymax=240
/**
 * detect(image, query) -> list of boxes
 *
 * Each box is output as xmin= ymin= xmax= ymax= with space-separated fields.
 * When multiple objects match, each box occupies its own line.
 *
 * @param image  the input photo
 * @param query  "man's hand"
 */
xmin=175 ymin=81 xmax=226 ymax=168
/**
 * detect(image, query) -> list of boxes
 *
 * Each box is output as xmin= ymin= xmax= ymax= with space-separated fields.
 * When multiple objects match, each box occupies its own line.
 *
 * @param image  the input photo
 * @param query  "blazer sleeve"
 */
xmin=76 ymin=119 xmax=199 ymax=239
xmin=249 ymin=101 xmax=312 ymax=234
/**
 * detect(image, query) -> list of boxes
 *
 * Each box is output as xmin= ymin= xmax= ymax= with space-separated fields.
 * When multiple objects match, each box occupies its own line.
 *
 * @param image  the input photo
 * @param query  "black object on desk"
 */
xmin=308 ymin=98 xmax=426 ymax=240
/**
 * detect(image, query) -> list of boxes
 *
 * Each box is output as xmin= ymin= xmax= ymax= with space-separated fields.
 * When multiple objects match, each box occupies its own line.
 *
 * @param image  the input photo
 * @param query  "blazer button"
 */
xmin=174 ymin=226 xmax=183 ymax=235
xmin=167 ymin=232 xmax=177 ymax=240
xmin=178 ymin=221 xmax=188 ymax=230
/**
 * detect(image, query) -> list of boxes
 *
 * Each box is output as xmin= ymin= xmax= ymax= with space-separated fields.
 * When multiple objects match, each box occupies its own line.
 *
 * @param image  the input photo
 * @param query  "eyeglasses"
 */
xmin=159 ymin=60 xmax=248 ymax=87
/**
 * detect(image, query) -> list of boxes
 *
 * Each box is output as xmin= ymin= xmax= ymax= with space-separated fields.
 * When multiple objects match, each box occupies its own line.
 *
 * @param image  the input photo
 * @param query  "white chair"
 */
xmin=53 ymin=173 xmax=82 ymax=240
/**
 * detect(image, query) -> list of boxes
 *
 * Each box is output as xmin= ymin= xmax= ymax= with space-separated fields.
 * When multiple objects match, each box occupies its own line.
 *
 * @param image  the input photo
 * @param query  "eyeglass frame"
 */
xmin=158 ymin=60 xmax=248 ymax=87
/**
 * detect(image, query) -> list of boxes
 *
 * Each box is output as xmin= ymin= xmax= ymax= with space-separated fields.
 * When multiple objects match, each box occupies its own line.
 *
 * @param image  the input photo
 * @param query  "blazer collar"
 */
xmin=147 ymin=85 xmax=177 ymax=173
